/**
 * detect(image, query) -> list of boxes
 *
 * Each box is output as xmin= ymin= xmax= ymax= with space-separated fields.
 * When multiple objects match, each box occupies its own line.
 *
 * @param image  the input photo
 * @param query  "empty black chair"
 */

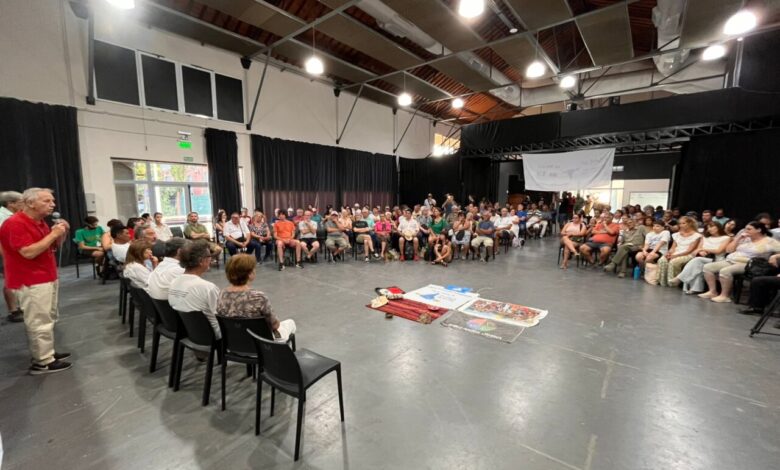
xmin=215 ymin=317 xmax=265 ymax=411
xmin=174 ymin=310 xmax=221 ymax=406
xmin=170 ymin=226 xmax=184 ymax=238
xmin=130 ymin=286 xmax=160 ymax=353
xmin=151 ymin=298 xmax=185 ymax=387
xmin=74 ymin=241 xmax=97 ymax=279
xmin=248 ymin=331 xmax=344 ymax=461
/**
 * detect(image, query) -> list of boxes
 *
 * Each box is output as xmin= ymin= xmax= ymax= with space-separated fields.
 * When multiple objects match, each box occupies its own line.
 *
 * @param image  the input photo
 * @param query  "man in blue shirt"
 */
xmin=471 ymin=212 xmax=495 ymax=262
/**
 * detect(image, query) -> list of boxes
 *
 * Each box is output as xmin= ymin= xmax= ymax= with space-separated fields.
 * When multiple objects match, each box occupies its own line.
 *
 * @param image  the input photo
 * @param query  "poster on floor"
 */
xmin=457 ymin=298 xmax=548 ymax=328
xmin=404 ymin=284 xmax=479 ymax=311
xmin=441 ymin=311 xmax=525 ymax=343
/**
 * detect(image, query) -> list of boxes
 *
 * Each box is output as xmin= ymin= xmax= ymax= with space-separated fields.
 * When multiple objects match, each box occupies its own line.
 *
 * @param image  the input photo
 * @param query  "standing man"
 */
xmin=423 ymin=193 xmax=437 ymax=208
xmin=0 ymin=188 xmax=72 ymax=374
xmin=0 ymin=191 xmax=25 ymax=322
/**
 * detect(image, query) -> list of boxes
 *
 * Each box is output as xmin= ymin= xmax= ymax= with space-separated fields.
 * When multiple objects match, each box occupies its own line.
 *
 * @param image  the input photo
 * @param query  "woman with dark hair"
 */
xmin=125 ymin=217 xmax=142 ymax=240
xmin=214 ymin=210 xmax=228 ymax=244
xmin=724 ymin=218 xmax=741 ymax=237
xmin=674 ymin=221 xmax=731 ymax=294
xmin=559 ymin=213 xmax=587 ymax=269
xmin=701 ymin=221 xmax=780 ymax=302
xmin=100 ymin=218 xmax=123 ymax=252
xmin=123 ymin=240 xmax=155 ymax=289
xmin=217 ymin=254 xmax=296 ymax=340
xmin=755 ymin=212 xmax=774 ymax=231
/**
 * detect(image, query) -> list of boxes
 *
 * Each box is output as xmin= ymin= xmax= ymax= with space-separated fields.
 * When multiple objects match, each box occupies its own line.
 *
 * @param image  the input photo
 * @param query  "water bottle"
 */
xmin=633 ymin=266 xmax=641 ymax=280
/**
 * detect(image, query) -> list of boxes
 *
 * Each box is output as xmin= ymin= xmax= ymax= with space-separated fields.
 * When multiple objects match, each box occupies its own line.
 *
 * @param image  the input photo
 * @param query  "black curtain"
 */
xmin=204 ymin=128 xmax=242 ymax=215
xmin=673 ymin=128 xmax=780 ymax=223
xmin=0 ymin=98 xmax=87 ymax=265
xmin=398 ymin=155 xmax=461 ymax=206
xmin=462 ymin=157 xmax=499 ymax=204
xmin=251 ymin=135 xmax=396 ymax=215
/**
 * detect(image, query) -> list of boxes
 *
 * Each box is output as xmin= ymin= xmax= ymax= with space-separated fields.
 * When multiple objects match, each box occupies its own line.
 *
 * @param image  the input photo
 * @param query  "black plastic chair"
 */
xmin=174 ymin=310 xmax=221 ymax=406
xmin=74 ymin=242 xmax=98 ymax=279
xmin=215 ymin=317 xmax=264 ymax=411
xmin=130 ymin=286 xmax=161 ymax=353
xmin=118 ymin=275 xmax=130 ymax=321
xmin=248 ymin=331 xmax=343 ymax=461
xmin=151 ymin=298 xmax=185 ymax=387
xmin=170 ymin=226 xmax=184 ymax=238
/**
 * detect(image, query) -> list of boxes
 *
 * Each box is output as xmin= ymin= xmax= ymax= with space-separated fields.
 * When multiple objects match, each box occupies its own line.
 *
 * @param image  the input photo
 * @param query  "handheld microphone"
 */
xmin=52 ymin=211 xmax=62 ymax=224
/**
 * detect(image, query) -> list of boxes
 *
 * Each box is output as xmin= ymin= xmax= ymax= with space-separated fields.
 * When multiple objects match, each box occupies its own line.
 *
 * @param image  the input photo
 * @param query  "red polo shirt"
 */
xmin=0 ymin=212 xmax=58 ymax=289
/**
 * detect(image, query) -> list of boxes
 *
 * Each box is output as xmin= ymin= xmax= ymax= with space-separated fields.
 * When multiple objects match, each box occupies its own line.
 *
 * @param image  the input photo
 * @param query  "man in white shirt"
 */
xmin=152 ymin=212 xmax=173 ymax=242
xmin=223 ymin=212 xmax=258 ymax=258
xmin=110 ymin=224 xmax=131 ymax=263
xmin=168 ymin=240 xmax=221 ymax=339
xmin=495 ymin=207 xmax=515 ymax=243
xmin=397 ymin=208 xmax=421 ymax=261
xmin=147 ymin=238 xmax=187 ymax=300
xmin=0 ymin=191 xmax=24 ymax=322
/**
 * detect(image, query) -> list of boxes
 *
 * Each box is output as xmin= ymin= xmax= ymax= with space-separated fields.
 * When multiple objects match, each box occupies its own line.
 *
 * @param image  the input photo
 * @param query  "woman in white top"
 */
xmin=636 ymin=219 xmax=670 ymax=268
xmin=559 ymin=214 xmax=588 ymax=269
xmin=658 ymin=216 xmax=702 ymax=287
xmin=701 ymin=221 xmax=780 ymax=303
xmin=123 ymin=240 xmax=157 ymax=289
xmin=674 ymin=222 xmax=731 ymax=294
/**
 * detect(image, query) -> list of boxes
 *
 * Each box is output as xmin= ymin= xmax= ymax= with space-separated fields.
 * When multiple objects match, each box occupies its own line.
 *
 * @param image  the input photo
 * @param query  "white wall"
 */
xmin=0 ymin=0 xmax=438 ymax=223
xmin=622 ymin=179 xmax=670 ymax=207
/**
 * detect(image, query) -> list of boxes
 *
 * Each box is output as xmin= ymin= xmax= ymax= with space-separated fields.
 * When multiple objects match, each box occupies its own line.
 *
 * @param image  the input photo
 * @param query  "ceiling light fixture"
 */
xmin=724 ymin=10 xmax=757 ymax=35
xmin=105 ymin=0 xmax=135 ymax=9
xmin=458 ymin=0 xmax=485 ymax=19
xmin=526 ymin=30 xmax=546 ymax=79
xmin=397 ymin=72 xmax=412 ymax=107
xmin=509 ymin=28 xmax=518 ymax=34
xmin=701 ymin=44 xmax=727 ymax=61
xmin=559 ymin=75 xmax=577 ymax=89
xmin=452 ymin=98 xmax=464 ymax=109
xmin=305 ymin=27 xmax=324 ymax=76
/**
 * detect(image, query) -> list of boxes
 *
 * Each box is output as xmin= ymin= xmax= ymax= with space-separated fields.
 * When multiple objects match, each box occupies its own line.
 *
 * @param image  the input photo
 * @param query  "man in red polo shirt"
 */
xmin=579 ymin=211 xmax=620 ymax=266
xmin=0 ymin=188 xmax=72 ymax=374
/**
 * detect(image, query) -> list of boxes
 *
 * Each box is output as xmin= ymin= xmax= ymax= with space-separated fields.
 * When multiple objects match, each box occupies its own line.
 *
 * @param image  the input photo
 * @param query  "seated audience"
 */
xmin=123 ymin=240 xmax=155 ymax=289
xmin=139 ymin=226 xmax=167 ymax=259
xmin=100 ymin=219 xmax=123 ymax=252
xmin=604 ymin=218 xmax=646 ymax=277
xmin=429 ymin=207 xmax=448 ymax=245
xmin=661 ymin=210 xmax=679 ymax=233
xmin=724 ymin=219 xmax=741 ymax=237
xmin=217 ymin=254 xmax=297 ymax=340
xmin=292 ymin=208 xmax=304 ymax=223
xmin=398 ymin=208 xmax=421 ymax=261
xmin=247 ymin=212 xmax=273 ymax=261
xmin=297 ymin=210 xmax=320 ymax=262
xmin=168 ymin=240 xmax=221 ymax=338
xmin=657 ymin=216 xmax=702 ymax=287
xmin=580 ymin=212 xmax=619 ymax=266
xmin=471 ymin=211 xmax=495 ymax=262
xmin=273 ymin=210 xmax=302 ymax=270
xmin=374 ymin=212 xmax=393 ymax=259
xmin=125 ymin=217 xmax=142 ymax=240
xmin=515 ymin=203 xmax=528 ymax=238
xmin=74 ymin=216 xmax=105 ymax=265
xmin=183 ymin=211 xmax=223 ymax=259
xmin=214 ymin=210 xmax=228 ymax=242
xmin=636 ymin=220 xmax=670 ymax=268
xmin=417 ymin=207 xmax=432 ymax=246
xmin=741 ymin=254 xmax=780 ymax=314
xmin=701 ymin=221 xmax=780 ymax=303
xmin=110 ymin=224 xmax=131 ymax=263
xmin=151 ymin=212 xmax=173 ymax=242
xmin=756 ymin=212 xmax=774 ymax=231
xmin=494 ymin=207 xmax=514 ymax=244
xmin=675 ymin=221 xmax=730 ymax=294
xmin=325 ymin=211 xmax=351 ymax=261
xmin=713 ymin=208 xmax=729 ymax=227
xmin=224 ymin=212 xmax=260 ymax=259
xmin=446 ymin=205 xmax=460 ymax=227
xmin=450 ymin=212 xmax=472 ymax=259
xmin=526 ymin=203 xmax=545 ymax=238
xmin=560 ymin=214 xmax=587 ymax=269
xmin=239 ymin=207 xmax=251 ymax=225
xmin=147 ymin=238 xmax=188 ymax=300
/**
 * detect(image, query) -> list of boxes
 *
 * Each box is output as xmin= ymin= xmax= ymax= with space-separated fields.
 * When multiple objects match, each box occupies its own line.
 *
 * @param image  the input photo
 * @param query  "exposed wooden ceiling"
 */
xmin=139 ymin=0 xmax=777 ymax=124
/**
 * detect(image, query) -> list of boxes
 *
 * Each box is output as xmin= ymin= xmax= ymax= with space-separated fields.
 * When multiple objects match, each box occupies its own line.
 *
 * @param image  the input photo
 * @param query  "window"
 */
xmin=113 ymin=159 xmax=244 ymax=233
xmin=215 ymin=73 xmax=244 ymax=123
xmin=93 ymin=42 xmax=243 ymax=123
xmin=432 ymin=132 xmax=460 ymax=157
xmin=94 ymin=40 xmax=139 ymax=105
xmin=141 ymin=54 xmax=179 ymax=111
xmin=182 ymin=65 xmax=214 ymax=117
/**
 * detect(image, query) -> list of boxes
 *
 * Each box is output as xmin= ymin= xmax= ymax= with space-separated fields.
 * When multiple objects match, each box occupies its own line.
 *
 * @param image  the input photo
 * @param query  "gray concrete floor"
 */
xmin=1 ymin=238 xmax=779 ymax=470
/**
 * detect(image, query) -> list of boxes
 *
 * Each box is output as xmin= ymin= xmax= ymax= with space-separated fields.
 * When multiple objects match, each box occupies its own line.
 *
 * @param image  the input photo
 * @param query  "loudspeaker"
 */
xmin=508 ymin=175 xmax=525 ymax=193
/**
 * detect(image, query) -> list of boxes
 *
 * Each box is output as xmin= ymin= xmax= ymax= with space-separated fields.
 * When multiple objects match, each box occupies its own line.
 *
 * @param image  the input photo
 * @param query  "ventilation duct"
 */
xmin=652 ymin=0 xmax=690 ymax=75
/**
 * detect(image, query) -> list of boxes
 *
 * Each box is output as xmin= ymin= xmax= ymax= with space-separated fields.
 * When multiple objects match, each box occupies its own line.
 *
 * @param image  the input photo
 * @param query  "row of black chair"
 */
xmin=121 ymin=282 xmax=344 ymax=461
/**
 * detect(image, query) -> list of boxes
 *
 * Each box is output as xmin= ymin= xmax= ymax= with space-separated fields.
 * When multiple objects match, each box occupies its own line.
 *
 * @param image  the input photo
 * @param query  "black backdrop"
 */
xmin=399 ymin=155 xmax=498 ymax=205
xmin=673 ymin=128 xmax=780 ymax=222
xmin=251 ymin=135 xmax=396 ymax=214
xmin=204 ymin=128 xmax=242 ymax=214
xmin=0 ymin=98 xmax=87 ymax=265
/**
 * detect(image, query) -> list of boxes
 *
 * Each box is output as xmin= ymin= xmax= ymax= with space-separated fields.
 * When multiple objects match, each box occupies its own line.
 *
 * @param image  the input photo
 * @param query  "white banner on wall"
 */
xmin=522 ymin=148 xmax=615 ymax=191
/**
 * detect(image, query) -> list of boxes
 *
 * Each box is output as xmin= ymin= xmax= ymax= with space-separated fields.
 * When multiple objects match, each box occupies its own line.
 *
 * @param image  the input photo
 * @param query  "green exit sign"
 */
xmin=178 ymin=140 xmax=192 ymax=149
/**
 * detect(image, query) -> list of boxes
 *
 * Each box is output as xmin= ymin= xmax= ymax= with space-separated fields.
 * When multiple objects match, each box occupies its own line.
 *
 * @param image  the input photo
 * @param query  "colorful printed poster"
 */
xmin=457 ymin=298 xmax=548 ymax=328
xmin=404 ymin=284 xmax=479 ymax=311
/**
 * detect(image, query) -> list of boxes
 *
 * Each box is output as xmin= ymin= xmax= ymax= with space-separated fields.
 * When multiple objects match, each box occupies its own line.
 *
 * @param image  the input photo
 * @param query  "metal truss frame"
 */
xmin=459 ymin=117 xmax=779 ymax=160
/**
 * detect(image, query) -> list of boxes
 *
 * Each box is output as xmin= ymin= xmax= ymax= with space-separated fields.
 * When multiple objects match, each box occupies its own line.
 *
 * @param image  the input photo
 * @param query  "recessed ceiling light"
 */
xmin=509 ymin=28 xmax=518 ymax=34
xmin=458 ymin=0 xmax=485 ymax=19
xmin=452 ymin=98 xmax=464 ymax=109
xmin=525 ymin=60 xmax=546 ymax=78
xmin=105 ymin=0 xmax=135 ymax=9
xmin=701 ymin=44 xmax=727 ymax=61
xmin=304 ymin=56 xmax=324 ymax=75
xmin=559 ymin=75 xmax=577 ymax=89
xmin=397 ymin=92 xmax=413 ymax=107
xmin=723 ymin=10 xmax=757 ymax=36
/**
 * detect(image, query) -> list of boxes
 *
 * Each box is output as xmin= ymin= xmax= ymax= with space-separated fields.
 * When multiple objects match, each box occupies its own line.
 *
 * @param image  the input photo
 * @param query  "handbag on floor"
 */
xmin=644 ymin=263 xmax=660 ymax=285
